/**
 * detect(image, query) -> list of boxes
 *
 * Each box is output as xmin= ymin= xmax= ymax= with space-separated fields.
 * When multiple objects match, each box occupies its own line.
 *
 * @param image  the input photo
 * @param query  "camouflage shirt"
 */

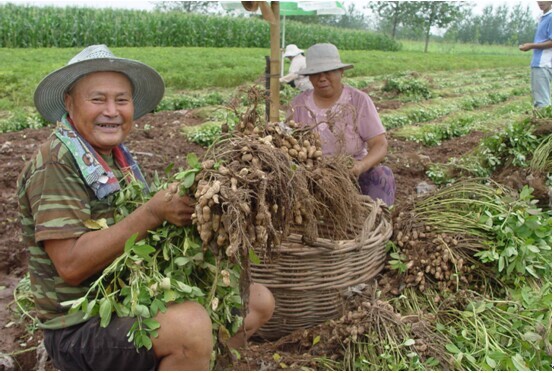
xmin=17 ymin=134 xmax=124 ymax=329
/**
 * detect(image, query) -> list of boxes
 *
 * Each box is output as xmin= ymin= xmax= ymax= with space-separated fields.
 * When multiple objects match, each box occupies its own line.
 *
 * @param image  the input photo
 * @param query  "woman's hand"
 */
xmin=350 ymin=161 xmax=364 ymax=178
xmin=350 ymin=134 xmax=389 ymax=178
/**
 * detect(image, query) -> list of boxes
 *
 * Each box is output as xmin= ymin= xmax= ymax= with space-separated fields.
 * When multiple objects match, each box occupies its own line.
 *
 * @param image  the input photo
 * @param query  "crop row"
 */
xmin=380 ymin=84 xmax=529 ymax=129
xmin=392 ymin=96 xmax=531 ymax=146
xmin=0 ymin=4 xmax=399 ymax=51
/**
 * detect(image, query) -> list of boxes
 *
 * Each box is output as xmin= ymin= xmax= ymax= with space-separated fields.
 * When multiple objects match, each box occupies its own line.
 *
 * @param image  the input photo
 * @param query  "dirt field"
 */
xmin=0 ymin=100 xmax=541 ymax=370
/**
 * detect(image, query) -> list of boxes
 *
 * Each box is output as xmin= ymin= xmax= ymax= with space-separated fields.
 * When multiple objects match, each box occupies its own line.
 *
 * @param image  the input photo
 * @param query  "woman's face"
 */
xmin=308 ymin=68 xmax=344 ymax=99
xmin=64 ymin=71 xmax=134 ymax=155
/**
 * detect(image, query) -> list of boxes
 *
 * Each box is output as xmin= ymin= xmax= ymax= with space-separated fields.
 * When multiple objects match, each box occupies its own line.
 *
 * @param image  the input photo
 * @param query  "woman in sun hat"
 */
xmin=17 ymin=45 xmax=274 ymax=370
xmin=279 ymin=44 xmax=313 ymax=91
xmin=289 ymin=43 xmax=395 ymax=206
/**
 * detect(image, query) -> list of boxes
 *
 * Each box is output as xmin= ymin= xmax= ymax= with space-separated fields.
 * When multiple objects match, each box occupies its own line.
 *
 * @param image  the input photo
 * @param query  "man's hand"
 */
xmin=147 ymin=183 xmax=196 ymax=227
xmin=519 ymin=43 xmax=533 ymax=52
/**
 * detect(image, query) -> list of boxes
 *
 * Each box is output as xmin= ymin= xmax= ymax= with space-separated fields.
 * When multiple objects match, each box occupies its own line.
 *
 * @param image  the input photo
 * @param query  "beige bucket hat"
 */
xmin=284 ymin=44 xmax=304 ymax=57
xmin=297 ymin=43 xmax=353 ymax=75
xmin=34 ymin=44 xmax=165 ymax=123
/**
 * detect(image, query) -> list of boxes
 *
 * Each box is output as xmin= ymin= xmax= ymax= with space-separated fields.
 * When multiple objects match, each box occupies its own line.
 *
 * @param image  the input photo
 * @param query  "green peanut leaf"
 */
xmin=132 ymin=244 xmax=156 ymax=261
xmin=124 ymin=233 xmax=139 ymax=253
xmin=99 ymin=299 xmax=112 ymax=327
xmin=134 ymin=304 xmax=151 ymax=318
xmin=248 ymin=248 xmax=261 ymax=265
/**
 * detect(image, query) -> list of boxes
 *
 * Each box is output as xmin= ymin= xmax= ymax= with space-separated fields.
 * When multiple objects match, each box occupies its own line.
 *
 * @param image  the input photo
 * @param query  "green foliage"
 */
xmin=399 ymin=39 xmax=525 ymax=54
xmin=157 ymin=92 xmax=225 ymax=111
xmin=382 ymin=74 xmax=432 ymax=99
xmin=0 ymin=46 xmax=530 ymax=126
xmin=12 ymin=273 xmax=39 ymax=333
xmin=0 ymin=4 xmax=399 ymax=51
xmin=183 ymin=121 xmax=232 ymax=147
xmin=530 ymin=134 xmax=552 ymax=172
xmin=413 ymin=180 xmax=552 ymax=286
xmin=436 ymin=292 xmax=551 ymax=371
xmin=368 ymin=2 xmax=414 ymax=39
xmin=405 ymin=2 xmax=467 ymax=52
xmin=399 ymin=116 xmax=476 ymax=146
xmin=426 ymin=112 xmax=544 ymax=185
xmin=460 ymin=92 xmax=509 ymax=110
xmin=382 ymin=106 xmax=453 ymax=129
xmin=62 ymin=175 xmax=243 ymax=351
xmin=472 ymin=186 xmax=552 ymax=283
xmin=443 ymin=3 xmax=536 ymax=46
xmin=386 ymin=241 xmax=408 ymax=273
xmin=0 ymin=110 xmax=48 ymax=133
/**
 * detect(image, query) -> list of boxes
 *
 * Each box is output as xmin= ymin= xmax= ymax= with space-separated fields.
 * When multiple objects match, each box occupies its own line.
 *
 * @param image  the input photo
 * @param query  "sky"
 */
xmin=0 ymin=0 xmax=546 ymax=18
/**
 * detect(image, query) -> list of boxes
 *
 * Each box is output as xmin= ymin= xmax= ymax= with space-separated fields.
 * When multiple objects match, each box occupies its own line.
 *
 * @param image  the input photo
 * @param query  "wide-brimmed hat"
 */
xmin=297 ymin=43 xmax=353 ymax=75
xmin=284 ymin=44 xmax=304 ymax=57
xmin=34 ymin=44 xmax=164 ymax=123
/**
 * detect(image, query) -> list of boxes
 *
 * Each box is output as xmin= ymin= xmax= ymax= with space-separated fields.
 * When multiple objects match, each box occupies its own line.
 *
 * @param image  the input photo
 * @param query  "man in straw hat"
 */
xmin=289 ymin=43 xmax=395 ymax=206
xmin=280 ymin=44 xmax=313 ymax=91
xmin=17 ymin=45 xmax=274 ymax=370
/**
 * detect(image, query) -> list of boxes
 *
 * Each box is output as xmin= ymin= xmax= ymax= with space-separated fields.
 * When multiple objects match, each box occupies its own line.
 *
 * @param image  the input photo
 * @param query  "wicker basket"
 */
xmin=251 ymin=195 xmax=392 ymax=340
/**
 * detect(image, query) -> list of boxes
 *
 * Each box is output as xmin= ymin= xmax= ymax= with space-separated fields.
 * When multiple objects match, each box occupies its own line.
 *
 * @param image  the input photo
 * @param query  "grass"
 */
xmin=0 ymin=46 xmax=530 ymax=120
xmin=398 ymin=39 xmax=525 ymax=55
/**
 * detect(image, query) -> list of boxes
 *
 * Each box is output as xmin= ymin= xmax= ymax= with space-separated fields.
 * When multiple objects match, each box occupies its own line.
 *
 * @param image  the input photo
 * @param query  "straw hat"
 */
xmin=284 ymin=44 xmax=304 ymax=57
xmin=297 ymin=43 xmax=353 ymax=75
xmin=34 ymin=44 xmax=165 ymax=123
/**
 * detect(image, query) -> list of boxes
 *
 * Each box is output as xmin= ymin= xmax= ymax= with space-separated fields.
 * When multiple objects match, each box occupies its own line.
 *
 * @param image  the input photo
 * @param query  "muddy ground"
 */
xmin=0 ymin=100 xmax=544 ymax=370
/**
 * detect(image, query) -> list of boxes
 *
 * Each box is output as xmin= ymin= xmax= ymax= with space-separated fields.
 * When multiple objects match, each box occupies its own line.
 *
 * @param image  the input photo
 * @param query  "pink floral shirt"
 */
xmin=289 ymin=85 xmax=384 ymax=160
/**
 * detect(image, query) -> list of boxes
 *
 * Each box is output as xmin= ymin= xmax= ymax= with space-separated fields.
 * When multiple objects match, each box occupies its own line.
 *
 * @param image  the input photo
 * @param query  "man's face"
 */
xmin=64 ymin=71 xmax=134 ymax=155
xmin=538 ymin=1 xmax=552 ymax=13
xmin=308 ymin=69 xmax=344 ymax=99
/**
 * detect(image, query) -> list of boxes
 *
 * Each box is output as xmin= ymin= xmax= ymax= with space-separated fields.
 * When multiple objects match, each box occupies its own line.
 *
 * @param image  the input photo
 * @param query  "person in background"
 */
xmin=519 ymin=1 xmax=552 ymax=108
xmin=289 ymin=43 xmax=395 ymax=206
xmin=279 ymin=44 xmax=313 ymax=91
xmin=17 ymin=44 xmax=274 ymax=371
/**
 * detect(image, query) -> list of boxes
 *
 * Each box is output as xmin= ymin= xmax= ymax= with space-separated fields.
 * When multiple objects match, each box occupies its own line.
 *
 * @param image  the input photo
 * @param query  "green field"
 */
xmin=0 ymin=46 xmax=531 ymax=130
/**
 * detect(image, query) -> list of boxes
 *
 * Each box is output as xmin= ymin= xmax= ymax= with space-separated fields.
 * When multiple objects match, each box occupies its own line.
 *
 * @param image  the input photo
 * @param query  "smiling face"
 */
xmin=308 ymin=68 xmax=344 ymax=101
xmin=64 ymin=71 xmax=134 ymax=155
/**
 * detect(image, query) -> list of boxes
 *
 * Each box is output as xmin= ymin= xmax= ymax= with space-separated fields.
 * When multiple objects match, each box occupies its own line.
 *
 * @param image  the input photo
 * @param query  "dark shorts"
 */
xmin=358 ymin=165 xmax=396 ymax=206
xmin=43 ymin=316 xmax=157 ymax=371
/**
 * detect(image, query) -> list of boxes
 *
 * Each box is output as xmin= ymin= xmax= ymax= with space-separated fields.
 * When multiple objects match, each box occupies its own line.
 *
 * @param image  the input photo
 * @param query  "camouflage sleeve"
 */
xmin=27 ymin=140 xmax=93 ymax=243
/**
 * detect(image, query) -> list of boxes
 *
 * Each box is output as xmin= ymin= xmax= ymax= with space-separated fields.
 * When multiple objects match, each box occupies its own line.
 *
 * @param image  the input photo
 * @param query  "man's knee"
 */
xmin=154 ymin=301 xmax=213 ymax=357
xmin=249 ymin=283 xmax=275 ymax=323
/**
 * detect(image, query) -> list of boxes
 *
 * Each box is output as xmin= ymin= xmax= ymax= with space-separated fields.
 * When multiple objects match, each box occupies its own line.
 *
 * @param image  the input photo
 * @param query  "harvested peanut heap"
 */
xmin=383 ymin=207 xmax=496 ymax=296
xmin=269 ymin=298 xmax=454 ymax=370
xmin=190 ymin=90 xmax=369 ymax=263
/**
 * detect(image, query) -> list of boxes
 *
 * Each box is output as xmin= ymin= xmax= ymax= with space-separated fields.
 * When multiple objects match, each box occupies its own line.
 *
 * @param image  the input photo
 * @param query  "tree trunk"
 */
xmin=392 ymin=8 xmax=399 ymax=39
xmin=424 ymin=25 xmax=431 ymax=52
xmin=424 ymin=5 xmax=437 ymax=53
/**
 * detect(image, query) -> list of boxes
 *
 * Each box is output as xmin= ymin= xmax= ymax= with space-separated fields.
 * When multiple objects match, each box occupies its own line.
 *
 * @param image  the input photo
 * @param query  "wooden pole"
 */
xmin=269 ymin=1 xmax=280 ymax=122
xmin=265 ymin=55 xmax=270 ymax=121
xmin=241 ymin=1 xmax=280 ymax=122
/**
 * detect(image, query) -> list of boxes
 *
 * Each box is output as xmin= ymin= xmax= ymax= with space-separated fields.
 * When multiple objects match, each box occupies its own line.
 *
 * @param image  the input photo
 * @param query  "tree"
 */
xmin=406 ymin=2 xmax=466 ymax=52
xmin=443 ymin=2 xmax=536 ymax=46
xmin=283 ymin=3 xmax=368 ymax=30
xmin=479 ymin=4 xmax=509 ymax=44
xmin=367 ymin=1 xmax=413 ymax=39
xmin=328 ymin=3 xmax=369 ymax=29
xmin=442 ymin=7 xmax=478 ymax=43
xmin=507 ymin=3 xmax=536 ymax=46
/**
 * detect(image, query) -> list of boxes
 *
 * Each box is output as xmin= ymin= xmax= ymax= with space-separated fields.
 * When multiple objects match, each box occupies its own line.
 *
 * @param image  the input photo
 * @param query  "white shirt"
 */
xmin=280 ymin=54 xmax=313 ymax=91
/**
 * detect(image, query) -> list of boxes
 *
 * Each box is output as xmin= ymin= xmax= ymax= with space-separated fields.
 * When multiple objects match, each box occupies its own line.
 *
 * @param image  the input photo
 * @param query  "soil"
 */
xmin=0 ymin=102 xmax=546 ymax=370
